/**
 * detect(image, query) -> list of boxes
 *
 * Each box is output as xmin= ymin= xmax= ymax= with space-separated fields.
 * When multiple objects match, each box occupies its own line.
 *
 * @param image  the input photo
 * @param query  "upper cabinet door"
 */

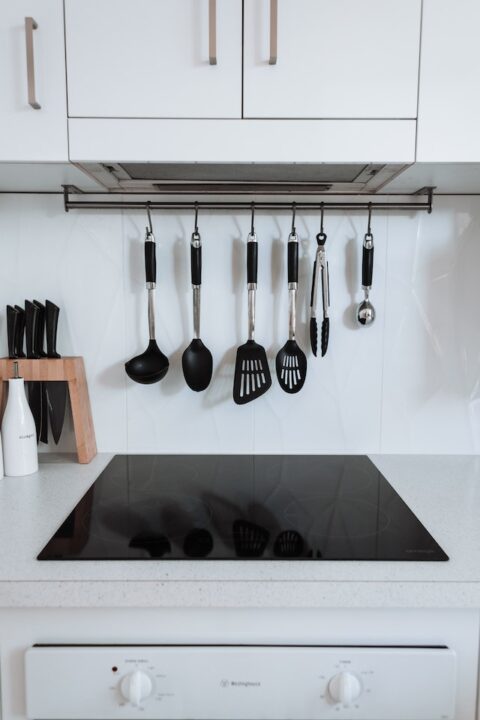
xmin=65 ymin=0 xmax=242 ymax=119
xmin=417 ymin=0 xmax=480 ymax=161
xmin=243 ymin=0 xmax=421 ymax=119
xmin=0 ymin=0 xmax=68 ymax=161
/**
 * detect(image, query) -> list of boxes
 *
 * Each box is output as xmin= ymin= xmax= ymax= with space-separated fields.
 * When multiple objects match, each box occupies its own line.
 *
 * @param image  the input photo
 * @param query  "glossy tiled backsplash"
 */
xmin=0 ymin=193 xmax=478 ymax=454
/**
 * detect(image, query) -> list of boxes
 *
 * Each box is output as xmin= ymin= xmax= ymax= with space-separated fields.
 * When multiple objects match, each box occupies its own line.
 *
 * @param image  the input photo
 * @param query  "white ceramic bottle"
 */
xmin=1 ymin=362 xmax=38 ymax=477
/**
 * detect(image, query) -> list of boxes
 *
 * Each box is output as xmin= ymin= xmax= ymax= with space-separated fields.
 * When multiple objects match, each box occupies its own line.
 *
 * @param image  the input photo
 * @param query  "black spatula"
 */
xmin=276 ymin=230 xmax=307 ymax=393
xmin=233 ymin=231 xmax=271 ymax=404
xmin=233 ymin=520 xmax=269 ymax=558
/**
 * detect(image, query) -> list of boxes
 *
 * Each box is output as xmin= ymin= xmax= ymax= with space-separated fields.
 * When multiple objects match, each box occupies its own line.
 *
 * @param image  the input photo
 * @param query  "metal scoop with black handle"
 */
xmin=276 ymin=230 xmax=307 ymax=393
xmin=125 ymin=217 xmax=169 ymax=384
xmin=233 ymin=231 xmax=271 ymax=404
xmin=182 ymin=227 xmax=213 ymax=392
xmin=356 ymin=230 xmax=375 ymax=326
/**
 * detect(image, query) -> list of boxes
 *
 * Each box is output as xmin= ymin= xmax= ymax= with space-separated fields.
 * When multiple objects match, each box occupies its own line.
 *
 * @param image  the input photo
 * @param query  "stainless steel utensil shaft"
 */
xmin=147 ymin=288 xmax=155 ymax=340
xmin=288 ymin=284 xmax=296 ymax=341
xmin=322 ymin=262 xmax=329 ymax=319
xmin=248 ymin=285 xmax=256 ymax=341
xmin=193 ymin=286 xmax=201 ymax=339
xmin=311 ymin=251 xmax=321 ymax=319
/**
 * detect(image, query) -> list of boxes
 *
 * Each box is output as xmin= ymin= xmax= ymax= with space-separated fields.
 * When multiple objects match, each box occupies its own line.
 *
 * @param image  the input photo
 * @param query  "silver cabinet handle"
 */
xmin=209 ymin=0 xmax=217 ymax=65
xmin=25 ymin=17 xmax=41 ymax=109
xmin=269 ymin=0 xmax=278 ymax=65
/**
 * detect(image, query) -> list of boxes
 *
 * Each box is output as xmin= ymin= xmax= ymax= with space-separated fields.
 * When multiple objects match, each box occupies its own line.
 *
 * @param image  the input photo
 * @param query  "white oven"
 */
xmin=0 ymin=607 xmax=476 ymax=720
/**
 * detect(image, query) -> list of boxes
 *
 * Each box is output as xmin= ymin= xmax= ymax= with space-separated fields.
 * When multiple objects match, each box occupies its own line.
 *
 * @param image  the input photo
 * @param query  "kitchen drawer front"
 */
xmin=65 ymin=0 xmax=242 ymax=119
xmin=68 ymin=118 xmax=416 ymax=164
xmin=243 ymin=0 xmax=422 ymax=120
xmin=0 ymin=0 xmax=68 ymax=162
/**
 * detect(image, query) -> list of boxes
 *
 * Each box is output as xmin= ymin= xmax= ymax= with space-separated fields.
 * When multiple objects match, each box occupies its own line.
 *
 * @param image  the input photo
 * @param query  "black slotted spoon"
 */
xmin=276 ymin=227 xmax=307 ymax=393
xmin=233 ymin=226 xmax=272 ymax=404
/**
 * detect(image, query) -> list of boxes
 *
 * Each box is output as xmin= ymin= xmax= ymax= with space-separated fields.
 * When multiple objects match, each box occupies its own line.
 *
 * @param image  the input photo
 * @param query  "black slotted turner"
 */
xmin=233 ymin=231 xmax=272 ymax=404
xmin=233 ymin=520 xmax=269 ymax=558
xmin=276 ymin=230 xmax=307 ymax=393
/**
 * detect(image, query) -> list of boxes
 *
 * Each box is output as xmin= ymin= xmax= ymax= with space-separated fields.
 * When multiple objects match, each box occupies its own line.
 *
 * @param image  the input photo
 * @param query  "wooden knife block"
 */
xmin=0 ymin=357 xmax=97 ymax=464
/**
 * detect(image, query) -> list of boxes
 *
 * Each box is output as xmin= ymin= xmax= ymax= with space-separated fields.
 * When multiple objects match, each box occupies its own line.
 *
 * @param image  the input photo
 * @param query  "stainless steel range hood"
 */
xmin=77 ymin=161 xmax=409 ymax=195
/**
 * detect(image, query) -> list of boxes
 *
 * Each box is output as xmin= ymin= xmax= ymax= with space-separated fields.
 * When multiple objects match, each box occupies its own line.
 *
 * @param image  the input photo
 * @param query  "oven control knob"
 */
xmin=120 ymin=670 xmax=153 ymax=706
xmin=327 ymin=671 xmax=362 ymax=705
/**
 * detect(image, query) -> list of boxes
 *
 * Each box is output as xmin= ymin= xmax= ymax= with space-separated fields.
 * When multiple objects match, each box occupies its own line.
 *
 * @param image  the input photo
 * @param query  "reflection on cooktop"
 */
xmin=37 ymin=455 xmax=448 ymax=561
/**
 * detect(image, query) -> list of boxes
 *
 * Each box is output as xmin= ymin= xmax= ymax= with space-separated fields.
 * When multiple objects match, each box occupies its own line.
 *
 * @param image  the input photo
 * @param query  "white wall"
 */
xmin=0 ymin=193 xmax=478 ymax=455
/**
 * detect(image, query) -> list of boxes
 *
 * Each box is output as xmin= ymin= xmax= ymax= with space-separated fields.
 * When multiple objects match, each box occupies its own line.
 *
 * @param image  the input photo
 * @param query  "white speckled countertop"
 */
xmin=0 ymin=453 xmax=479 ymax=609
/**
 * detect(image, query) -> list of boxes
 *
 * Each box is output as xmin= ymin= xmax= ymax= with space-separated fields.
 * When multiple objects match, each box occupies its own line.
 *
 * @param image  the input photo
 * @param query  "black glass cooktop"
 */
xmin=38 ymin=455 xmax=448 ymax=561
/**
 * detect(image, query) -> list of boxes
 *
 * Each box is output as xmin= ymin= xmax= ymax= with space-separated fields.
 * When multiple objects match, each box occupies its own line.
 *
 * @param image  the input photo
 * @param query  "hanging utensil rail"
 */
xmin=62 ymin=186 xmax=434 ymax=214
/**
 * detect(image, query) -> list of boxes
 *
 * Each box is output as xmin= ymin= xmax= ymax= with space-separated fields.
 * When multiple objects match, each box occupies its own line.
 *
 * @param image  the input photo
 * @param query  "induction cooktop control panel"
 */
xmin=25 ymin=645 xmax=455 ymax=719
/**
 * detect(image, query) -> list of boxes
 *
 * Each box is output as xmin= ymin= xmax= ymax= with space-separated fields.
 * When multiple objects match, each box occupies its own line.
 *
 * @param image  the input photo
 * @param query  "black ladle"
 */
xmin=125 ymin=212 xmax=169 ymax=384
xmin=182 ymin=218 xmax=213 ymax=391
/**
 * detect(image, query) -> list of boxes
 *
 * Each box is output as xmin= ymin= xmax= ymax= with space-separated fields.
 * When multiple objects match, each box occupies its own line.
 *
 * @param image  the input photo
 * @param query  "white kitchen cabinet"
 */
xmin=65 ymin=0 xmax=242 ymax=119
xmin=0 ymin=0 xmax=68 ymax=162
xmin=243 ymin=0 xmax=422 ymax=119
xmin=417 ymin=0 xmax=480 ymax=161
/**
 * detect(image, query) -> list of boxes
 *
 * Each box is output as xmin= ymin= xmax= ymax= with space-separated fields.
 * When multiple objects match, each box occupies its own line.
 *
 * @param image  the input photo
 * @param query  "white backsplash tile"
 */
xmin=0 ymin=193 xmax=477 ymax=454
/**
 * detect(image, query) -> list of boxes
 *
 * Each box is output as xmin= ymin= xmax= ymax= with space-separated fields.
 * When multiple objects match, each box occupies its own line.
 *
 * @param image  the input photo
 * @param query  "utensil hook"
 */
xmin=146 ymin=202 xmax=153 ymax=235
xmin=291 ymin=202 xmax=296 ymax=235
xmin=250 ymin=202 xmax=255 ymax=237
xmin=316 ymin=202 xmax=327 ymax=245
xmin=193 ymin=202 xmax=199 ymax=236
xmin=366 ymin=202 xmax=373 ymax=237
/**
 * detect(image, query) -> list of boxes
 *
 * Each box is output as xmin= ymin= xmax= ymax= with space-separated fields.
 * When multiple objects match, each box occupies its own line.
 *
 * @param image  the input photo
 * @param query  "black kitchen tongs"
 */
xmin=309 ymin=204 xmax=330 ymax=357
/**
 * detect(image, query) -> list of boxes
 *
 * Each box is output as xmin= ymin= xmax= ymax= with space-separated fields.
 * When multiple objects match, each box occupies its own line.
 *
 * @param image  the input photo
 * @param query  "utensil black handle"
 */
xmin=46 ymin=300 xmax=61 ymax=358
xmin=247 ymin=236 xmax=258 ymax=284
xmin=362 ymin=234 xmax=374 ymax=288
xmin=7 ymin=306 xmax=18 ymax=359
xmin=288 ymin=237 xmax=298 ymax=284
xmin=14 ymin=305 xmax=26 ymax=358
xmin=191 ymin=238 xmax=202 ymax=286
xmin=25 ymin=300 xmax=40 ymax=359
xmin=145 ymin=236 xmax=156 ymax=285
xmin=33 ymin=300 xmax=47 ymax=358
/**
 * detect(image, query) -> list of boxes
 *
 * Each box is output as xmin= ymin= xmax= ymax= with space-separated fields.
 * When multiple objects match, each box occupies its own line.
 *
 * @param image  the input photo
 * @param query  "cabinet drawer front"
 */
xmin=65 ymin=0 xmax=242 ymax=119
xmin=0 ymin=0 xmax=68 ymax=162
xmin=243 ymin=0 xmax=421 ymax=119
xmin=69 ymin=118 xmax=416 ymax=164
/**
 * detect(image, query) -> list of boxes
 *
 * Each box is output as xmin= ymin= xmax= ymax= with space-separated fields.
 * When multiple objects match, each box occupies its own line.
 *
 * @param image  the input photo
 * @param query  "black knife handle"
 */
xmin=25 ymin=300 xmax=39 ymax=359
xmin=191 ymin=233 xmax=201 ymax=286
xmin=288 ymin=235 xmax=299 ymax=284
xmin=362 ymin=233 xmax=374 ymax=288
xmin=46 ymin=300 xmax=61 ymax=358
xmin=145 ymin=235 xmax=156 ymax=285
xmin=14 ymin=305 xmax=26 ymax=358
xmin=247 ymin=235 xmax=258 ymax=285
xmin=33 ymin=300 xmax=47 ymax=358
xmin=7 ymin=306 xmax=18 ymax=359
